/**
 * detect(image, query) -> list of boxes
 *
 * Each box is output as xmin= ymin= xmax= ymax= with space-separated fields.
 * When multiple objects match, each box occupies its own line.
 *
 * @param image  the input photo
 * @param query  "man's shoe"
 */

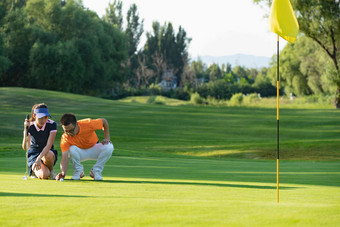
xmin=89 ymin=169 xmax=103 ymax=181
xmin=49 ymin=170 xmax=56 ymax=180
xmin=71 ymin=170 xmax=85 ymax=180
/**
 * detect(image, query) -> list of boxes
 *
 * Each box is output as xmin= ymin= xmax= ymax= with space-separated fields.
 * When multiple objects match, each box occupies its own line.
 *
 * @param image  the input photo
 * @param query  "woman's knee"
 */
xmin=42 ymin=151 xmax=55 ymax=167
xmin=34 ymin=164 xmax=50 ymax=179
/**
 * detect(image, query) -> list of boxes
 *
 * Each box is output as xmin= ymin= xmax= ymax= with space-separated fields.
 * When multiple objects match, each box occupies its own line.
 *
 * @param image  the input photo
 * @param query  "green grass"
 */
xmin=0 ymin=87 xmax=339 ymax=226
xmin=1 ymin=157 xmax=339 ymax=226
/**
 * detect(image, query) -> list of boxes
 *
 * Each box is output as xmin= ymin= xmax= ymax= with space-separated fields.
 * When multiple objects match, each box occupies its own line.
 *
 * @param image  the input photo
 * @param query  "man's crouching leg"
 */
xmin=69 ymin=145 xmax=85 ymax=180
xmin=91 ymin=143 xmax=114 ymax=181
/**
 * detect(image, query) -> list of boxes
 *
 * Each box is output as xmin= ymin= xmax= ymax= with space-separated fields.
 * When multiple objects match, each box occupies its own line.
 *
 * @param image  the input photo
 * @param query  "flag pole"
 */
xmin=270 ymin=0 xmax=299 ymax=204
xmin=276 ymin=34 xmax=280 ymax=203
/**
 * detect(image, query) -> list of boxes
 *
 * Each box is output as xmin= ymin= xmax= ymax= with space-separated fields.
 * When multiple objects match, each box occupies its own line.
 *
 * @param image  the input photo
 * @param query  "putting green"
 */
xmin=0 ymin=157 xmax=339 ymax=226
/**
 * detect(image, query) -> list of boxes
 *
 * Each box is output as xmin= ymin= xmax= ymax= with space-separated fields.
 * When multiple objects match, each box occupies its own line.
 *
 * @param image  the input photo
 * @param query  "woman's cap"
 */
xmin=34 ymin=108 xmax=51 ymax=119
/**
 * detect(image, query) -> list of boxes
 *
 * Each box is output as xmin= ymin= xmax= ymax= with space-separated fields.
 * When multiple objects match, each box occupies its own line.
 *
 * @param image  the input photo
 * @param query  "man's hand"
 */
xmin=56 ymin=172 xmax=65 ymax=181
xmin=101 ymin=139 xmax=112 ymax=145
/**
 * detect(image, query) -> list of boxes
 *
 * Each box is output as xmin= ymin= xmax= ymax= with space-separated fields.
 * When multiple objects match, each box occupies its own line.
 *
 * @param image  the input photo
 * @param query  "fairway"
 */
xmin=0 ymin=88 xmax=339 ymax=226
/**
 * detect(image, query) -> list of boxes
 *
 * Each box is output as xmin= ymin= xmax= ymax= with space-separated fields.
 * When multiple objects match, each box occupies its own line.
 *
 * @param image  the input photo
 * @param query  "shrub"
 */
xmin=149 ymin=83 xmax=162 ymax=95
xmin=229 ymin=93 xmax=243 ymax=106
xmin=147 ymin=96 xmax=157 ymax=104
xmin=191 ymin=92 xmax=204 ymax=104
xmin=243 ymin=93 xmax=260 ymax=104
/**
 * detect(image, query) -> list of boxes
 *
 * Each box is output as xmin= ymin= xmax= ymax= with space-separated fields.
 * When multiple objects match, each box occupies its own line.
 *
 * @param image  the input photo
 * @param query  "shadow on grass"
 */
xmin=0 ymin=192 xmax=91 ymax=198
xmin=75 ymin=179 xmax=296 ymax=190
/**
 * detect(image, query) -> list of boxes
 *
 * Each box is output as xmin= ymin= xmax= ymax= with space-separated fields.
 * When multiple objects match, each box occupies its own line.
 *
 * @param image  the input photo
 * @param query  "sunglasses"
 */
xmin=64 ymin=124 xmax=77 ymax=134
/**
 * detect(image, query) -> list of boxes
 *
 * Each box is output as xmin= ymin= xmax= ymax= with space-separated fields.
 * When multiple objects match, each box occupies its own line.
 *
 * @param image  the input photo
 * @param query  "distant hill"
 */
xmin=194 ymin=54 xmax=271 ymax=69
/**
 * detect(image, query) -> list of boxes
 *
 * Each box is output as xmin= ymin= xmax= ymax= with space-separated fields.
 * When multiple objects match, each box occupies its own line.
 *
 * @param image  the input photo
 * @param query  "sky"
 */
xmin=82 ymin=0 xmax=287 ymax=58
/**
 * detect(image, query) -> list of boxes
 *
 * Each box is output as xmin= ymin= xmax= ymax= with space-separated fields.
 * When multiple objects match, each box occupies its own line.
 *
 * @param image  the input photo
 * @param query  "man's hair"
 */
xmin=60 ymin=113 xmax=77 ymax=126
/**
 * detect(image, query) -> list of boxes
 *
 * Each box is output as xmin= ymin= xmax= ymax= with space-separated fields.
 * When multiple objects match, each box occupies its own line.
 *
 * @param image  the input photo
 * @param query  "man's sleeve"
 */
xmin=60 ymin=134 xmax=70 ymax=152
xmin=91 ymin=119 xmax=104 ymax=130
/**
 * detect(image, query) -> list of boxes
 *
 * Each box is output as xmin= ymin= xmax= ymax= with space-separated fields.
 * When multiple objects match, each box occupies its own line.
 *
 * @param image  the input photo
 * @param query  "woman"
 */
xmin=22 ymin=103 xmax=58 ymax=179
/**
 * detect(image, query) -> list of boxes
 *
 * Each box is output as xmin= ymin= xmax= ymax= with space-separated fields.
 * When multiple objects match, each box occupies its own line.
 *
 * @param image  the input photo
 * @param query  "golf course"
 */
xmin=0 ymin=87 xmax=339 ymax=226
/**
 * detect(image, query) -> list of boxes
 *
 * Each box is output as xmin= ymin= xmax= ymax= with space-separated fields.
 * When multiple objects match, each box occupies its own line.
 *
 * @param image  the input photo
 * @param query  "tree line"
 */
xmin=254 ymin=0 xmax=340 ymax=107
xmin=1 ymin=0 xmax=339 ymax=107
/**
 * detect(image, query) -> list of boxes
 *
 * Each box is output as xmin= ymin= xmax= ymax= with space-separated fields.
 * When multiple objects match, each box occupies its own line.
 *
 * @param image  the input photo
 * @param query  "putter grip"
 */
xmin=26 ymin=114 xmax=29 ymax=136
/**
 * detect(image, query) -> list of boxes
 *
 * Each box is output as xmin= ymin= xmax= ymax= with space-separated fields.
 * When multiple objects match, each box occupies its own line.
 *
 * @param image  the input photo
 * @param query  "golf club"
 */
xmin=23 ymin=114 xmax=29 ymax=180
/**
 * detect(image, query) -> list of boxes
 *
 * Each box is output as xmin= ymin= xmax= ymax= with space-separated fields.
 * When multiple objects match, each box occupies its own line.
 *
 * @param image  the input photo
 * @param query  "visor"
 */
xmin=34 ymin=108 xmax=51 ymax=119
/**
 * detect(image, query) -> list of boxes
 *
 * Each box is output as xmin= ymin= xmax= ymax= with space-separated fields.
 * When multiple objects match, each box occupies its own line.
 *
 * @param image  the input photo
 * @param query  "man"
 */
xmin=56 ymin=113 xmax=114 ymax=181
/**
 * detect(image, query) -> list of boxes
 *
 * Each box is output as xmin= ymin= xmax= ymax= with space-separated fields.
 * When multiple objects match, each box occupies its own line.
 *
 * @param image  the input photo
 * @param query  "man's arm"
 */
xmin=101 ymin=118 xmax=111 ymax=145
xmin=56 ymin=151 xmax=69 ymax=180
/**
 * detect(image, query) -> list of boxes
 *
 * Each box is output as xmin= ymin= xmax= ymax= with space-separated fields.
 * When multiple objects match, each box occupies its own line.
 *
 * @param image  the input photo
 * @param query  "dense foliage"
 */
xmin=253 ymin=0 xmax=340 ymax=107
xmin=0 ymin=0 xmax=127 ymax=95
xmin=0 ymin=0 xmax=338 ymax=106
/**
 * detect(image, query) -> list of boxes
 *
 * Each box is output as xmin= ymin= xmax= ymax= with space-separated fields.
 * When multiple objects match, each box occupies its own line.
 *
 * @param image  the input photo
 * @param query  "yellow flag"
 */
xmin=269 ymin=0 xmax=299 ymax=43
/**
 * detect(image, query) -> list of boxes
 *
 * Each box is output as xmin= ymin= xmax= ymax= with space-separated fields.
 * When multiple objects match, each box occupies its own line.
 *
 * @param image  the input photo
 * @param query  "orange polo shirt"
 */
xmin=60 ymin=118 xmax=103 ymax=152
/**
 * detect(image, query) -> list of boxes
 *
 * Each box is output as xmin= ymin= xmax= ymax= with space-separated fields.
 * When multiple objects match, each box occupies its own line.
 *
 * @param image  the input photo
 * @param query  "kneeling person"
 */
xmin=56 ymin=113 xmax=114 ymax=181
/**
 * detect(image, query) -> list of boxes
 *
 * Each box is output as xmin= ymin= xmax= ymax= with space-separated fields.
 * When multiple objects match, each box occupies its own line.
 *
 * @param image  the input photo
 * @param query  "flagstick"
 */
xmin=276 ymin=34 xmax=280 ymax=203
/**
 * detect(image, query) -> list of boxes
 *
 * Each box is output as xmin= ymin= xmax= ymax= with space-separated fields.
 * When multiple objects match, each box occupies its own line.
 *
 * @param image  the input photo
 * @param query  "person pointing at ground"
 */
xmin=56 ymin=113 xmax=114 ymax=181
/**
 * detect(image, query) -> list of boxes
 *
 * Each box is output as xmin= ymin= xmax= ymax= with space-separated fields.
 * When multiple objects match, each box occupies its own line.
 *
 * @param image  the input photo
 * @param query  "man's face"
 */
xmin=62 ymin=123 xmax=77 ymax=137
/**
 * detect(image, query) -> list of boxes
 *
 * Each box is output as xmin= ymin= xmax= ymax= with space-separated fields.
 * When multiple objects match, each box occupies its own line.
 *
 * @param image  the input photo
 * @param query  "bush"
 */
xmin=243 ymin=93 xmax=260 ymax=104
xmin=149 ymin=84 xmax=162 ymax=95
xmin=191 ymin=92 xmax=204 ymax=104
xmin=147 ymin=96 xmax=157 ymax=104
xmin=229 ymin=93 xmax=243 ymax=106
xmin=146 ymin=96 xmax=165 ymax=105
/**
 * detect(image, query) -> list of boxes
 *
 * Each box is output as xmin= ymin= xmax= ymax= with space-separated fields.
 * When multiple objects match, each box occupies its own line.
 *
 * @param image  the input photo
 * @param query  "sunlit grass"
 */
xmin=0 ymin=157 xmax=339 ymax=226
xmin=0 ymin=87 xmax=339 ymax=226
xmin=0 ymin=87 xmax=339 ymax=160
xmin=119 ymin=95 xmax=189 ymax=106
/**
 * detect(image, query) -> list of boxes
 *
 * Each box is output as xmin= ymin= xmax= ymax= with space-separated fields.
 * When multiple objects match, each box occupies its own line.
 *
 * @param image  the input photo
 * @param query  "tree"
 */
xmin=143 ymin=21 xmax=191 ymax=85
xmin=253 ymin=0 xmax=340 ymax=107
xmin=233 ymin=66 xmax=247 ymax=80
xmin=253 ymin=68 xmax=270 ymax=87
xmin=135 ymin=56 xmax=155 ymax=88
xmin=0 ymin=32 xmax=11 ymax=75
xmin=180 ymin=64 xmax=196 ymax=87
xmin=124 ymin=3 xmax=144 ymax=84
xmin=0 ymin=0 xmax=27 ymax=22
xmin=208 ymin=63 xmax=222 ymax=82
xmin=104 ymin=0 xmax=123 ymax=30
xmin=125 ymin=4 xmax=144 ymax=57
xmin=152 ymin=52 xmax=167 ymax=83
xmin=0 ymin=0 xmax=127 ymax=94
xmin=191 ymin=58 xmax=209 ymax=81
xmin=266 ymin=35 xmax=330 ymax=96
xmin=0 ymin=7 xmax=31 ymax=86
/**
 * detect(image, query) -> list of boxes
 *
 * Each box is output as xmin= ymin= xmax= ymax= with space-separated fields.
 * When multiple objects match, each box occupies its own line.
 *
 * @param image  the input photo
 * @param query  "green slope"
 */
xmin=0 ymin=87 xmax=339 ymax=160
